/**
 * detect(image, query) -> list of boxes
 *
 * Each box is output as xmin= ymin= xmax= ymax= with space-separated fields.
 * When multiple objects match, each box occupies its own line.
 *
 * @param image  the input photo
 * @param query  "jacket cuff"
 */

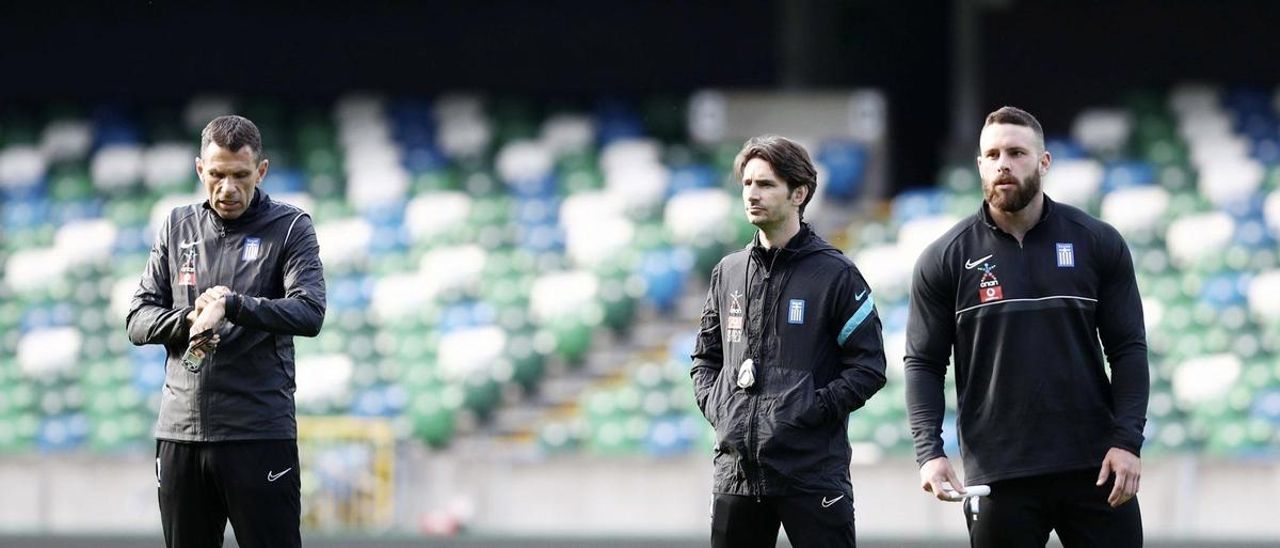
xmin=815 ymin=388 xmax=834 ymax=423
xmin=915 ymin=448 xmax=947 ymax=468
xmin=1110 ymin=434 xmax=1143 ymax=458
xmin=224 ymin=293 xmax=241 ymax=323
xmin=173 ymin=306 xmax=196 ymax=345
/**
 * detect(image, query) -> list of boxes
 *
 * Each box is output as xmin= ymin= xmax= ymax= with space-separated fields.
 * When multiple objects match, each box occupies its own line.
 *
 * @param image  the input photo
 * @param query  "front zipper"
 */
xmin=199 ymin=219 xmax=234 ymax=440
xmin=746 ymin=257 xmax=774 ymax=501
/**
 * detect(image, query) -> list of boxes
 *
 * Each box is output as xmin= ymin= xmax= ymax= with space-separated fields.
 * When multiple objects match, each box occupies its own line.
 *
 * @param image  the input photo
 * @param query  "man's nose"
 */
xmin=995 ymin=156 xmax=1012 ymax=173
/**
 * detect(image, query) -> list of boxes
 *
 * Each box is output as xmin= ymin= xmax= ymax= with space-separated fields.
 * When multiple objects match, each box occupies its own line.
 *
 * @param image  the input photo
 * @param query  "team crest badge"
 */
xmin=242 ymin=237 xmax=262 ymax=261
xmin=788 ymin=299 xmax=805 ymax=325
xmin=1056 ymin=243 xmax=1075 ymax=268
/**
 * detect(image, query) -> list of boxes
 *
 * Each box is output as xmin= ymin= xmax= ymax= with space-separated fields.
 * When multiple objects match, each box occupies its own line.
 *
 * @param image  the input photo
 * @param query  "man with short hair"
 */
xmin=691 ymin=135 xmax=887 ymax=547
xmin=128 ymin=114 xmax=326 ymax=548
xmin=905 ymin=106 xmax=1148 ymax=547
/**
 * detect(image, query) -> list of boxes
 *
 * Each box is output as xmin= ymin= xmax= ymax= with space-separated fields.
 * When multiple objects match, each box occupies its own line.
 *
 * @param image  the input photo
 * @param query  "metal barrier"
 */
xmin=298 ymin=416 xmax=396 ymax=531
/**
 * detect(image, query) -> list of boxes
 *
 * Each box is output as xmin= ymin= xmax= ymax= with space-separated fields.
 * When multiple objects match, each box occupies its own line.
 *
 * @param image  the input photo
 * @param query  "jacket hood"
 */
xmin=748 ymin=222 xmax=842 ymax=263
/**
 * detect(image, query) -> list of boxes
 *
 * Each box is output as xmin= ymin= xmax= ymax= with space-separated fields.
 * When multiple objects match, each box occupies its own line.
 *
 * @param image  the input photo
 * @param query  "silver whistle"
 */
xmin=736 ymin=358 xmax=756 ymax=389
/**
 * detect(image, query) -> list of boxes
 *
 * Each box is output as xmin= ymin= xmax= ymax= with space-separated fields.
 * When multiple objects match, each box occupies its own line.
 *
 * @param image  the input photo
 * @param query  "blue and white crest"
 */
xmin=242 ymin=237 xmax=262 ymax=261
xmin=1055 ymin=242 xmax=1075 ymax=268
xmin=788 ymin=299 xmax=805 ymax=325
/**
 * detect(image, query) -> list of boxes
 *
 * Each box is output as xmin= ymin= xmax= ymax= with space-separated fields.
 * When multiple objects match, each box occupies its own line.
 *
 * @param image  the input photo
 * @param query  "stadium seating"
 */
xmin=0 ymin=94 xmax=862 ymax=455
xmin=1 ymin=86 xmax=1276 ymax=461
xmin=843 ymin=84 xmax=1280 ymax=457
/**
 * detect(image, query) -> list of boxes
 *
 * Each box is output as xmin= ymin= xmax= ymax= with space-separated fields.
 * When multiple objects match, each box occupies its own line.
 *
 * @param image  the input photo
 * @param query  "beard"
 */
xmin=984 ymin=169 xmax=1042 ymax=213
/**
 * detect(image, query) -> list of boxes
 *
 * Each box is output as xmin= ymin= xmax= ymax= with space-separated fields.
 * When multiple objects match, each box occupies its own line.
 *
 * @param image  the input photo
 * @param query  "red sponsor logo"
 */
xmin=979 ymin=285 xmax=1003 ymax=303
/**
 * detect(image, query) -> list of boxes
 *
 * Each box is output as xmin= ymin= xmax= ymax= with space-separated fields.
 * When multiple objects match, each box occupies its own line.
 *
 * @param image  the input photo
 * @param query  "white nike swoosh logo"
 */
xmin=266 ymin=468 xmax=292 ymax=482
xmin=179 ymin=239 xmax=203 ymax=249
xmin=821 ymin=494 xmax=844 ymax=508
xmin=854 ymin=289 xmax=868 ymax=301
xmin=964 ymin=254 xmax=993 ymax=270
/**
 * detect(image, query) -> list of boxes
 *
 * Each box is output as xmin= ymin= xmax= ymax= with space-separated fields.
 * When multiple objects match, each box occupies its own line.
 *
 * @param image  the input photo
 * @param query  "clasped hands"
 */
xmin=185 ymin=286 xmax=231 ymax=357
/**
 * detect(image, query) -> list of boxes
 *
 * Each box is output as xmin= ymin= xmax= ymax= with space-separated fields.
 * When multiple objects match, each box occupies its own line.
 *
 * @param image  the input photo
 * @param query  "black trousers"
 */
xmin=157 ymin=439 xmax=302 ymax=548
xmin=964 ymin=468 xmax=1142 ymax=548
xmin=710 ymin=492 xmax=856 ymax=548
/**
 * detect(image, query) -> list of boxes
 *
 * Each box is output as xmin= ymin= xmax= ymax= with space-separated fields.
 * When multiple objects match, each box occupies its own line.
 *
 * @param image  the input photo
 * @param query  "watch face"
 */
xmin=181 ymin=347 xmax=206 ymax=373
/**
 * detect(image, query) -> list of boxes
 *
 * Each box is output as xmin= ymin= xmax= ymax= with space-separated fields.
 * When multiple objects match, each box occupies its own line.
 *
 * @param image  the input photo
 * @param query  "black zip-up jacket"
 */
xmin=905 ymin=195 xmax=1149 ymax=485
xmin=127 ymin=190 xmax=326 ymax=442
xmin=691 ymin=224 xmax=887 ymax=497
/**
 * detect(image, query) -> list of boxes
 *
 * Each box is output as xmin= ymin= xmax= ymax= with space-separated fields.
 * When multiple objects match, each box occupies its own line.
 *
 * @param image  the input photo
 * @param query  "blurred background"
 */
xmin=1 ymin=0 xmax=1278 ymax=546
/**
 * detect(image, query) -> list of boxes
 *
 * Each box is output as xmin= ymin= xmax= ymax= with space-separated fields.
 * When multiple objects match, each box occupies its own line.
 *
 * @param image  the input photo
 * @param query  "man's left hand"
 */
xmin=1097 ymin=447 xmax=1141 ymax=508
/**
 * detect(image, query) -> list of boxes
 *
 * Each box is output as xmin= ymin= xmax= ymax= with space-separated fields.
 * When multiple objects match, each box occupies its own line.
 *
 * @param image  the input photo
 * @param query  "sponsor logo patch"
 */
xmin=177 ymin=241 xmax=199 ymax=286
xmin=977 ymin=262 xmax=1003 ymax=303
xmin=727 ymin=290 xmax=744 ymax=343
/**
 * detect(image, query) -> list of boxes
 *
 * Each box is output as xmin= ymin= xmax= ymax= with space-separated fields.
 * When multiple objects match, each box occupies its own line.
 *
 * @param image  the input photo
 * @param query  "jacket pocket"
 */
xmin=773 ymin=370 xmax=825 ymax=429
xmin=696 ymin=368 xmax=723 ymax=427
xmin=795 ymin=390 xmax=827 ymax=429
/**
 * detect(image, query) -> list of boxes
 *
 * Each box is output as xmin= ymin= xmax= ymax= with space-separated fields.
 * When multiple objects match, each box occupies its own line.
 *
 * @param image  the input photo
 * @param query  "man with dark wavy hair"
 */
xmin=906 ymin=106 xmax=1148 ymax=547
xmin=691 ymin=135 xmax=887 ymax=547
xmin=128 ymin=114 xmax=326 ymax=548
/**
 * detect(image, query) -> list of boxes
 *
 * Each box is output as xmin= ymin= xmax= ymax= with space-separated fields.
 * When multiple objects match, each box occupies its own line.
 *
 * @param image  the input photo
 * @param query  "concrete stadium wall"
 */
xmin=0 ymin=536 xmax=1276 ymax=548
xmin=1 ymin=452 xmax=1278 ymax=543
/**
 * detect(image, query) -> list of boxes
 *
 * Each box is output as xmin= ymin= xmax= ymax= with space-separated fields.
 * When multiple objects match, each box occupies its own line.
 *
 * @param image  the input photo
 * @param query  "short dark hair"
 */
xmin=200 ymin=115 xmax=264 ymax=162
xmin=733 ymin=135 xmax=818 ymax=217
xmin=983 ymin=106 xmax=1045 ymax=149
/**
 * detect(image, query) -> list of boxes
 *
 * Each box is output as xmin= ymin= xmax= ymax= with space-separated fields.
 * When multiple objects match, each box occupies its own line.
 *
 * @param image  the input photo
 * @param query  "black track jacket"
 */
xmin=127 ymin=190 xmax=326 ymax=442
xmin=905 ymin=195 xmax=1149 ymax=485
xmin=691 ymin=223 xmax=887 ymax=497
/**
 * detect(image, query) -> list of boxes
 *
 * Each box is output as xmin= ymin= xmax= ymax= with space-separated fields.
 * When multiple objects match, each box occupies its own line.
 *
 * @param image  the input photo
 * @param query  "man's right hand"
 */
xmin=186 ymin=286 xmax=231 ymax=326
xmin=919 ymin=456 xmax=965 ymax=501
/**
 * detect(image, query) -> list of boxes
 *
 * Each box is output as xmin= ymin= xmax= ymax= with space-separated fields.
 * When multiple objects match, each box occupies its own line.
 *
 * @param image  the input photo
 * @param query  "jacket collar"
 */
xmin=751 ymin=222 xmax=811 ymax=254
xmin=749 ymin=221 xmax=837 ymax=267
xmin=204 ymin=188 xmax=267 ymax=228
xmin=978 ymin=193 xmax=1055 ymax=232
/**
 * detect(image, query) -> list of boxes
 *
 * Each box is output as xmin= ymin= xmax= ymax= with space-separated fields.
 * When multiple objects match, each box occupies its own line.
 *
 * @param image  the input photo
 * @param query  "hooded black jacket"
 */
xmin=691 ymin=224 xmax=887 ymax=497
xmin=127 ymin=190 xmax=326 ymax=442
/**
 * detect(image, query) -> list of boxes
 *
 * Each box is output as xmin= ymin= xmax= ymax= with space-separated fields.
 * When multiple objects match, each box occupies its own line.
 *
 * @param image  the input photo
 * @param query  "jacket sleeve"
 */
xmin=223 ymin=213 xmax=326 ymax=337
xmin=126 ymin=212 xmax=193 ymax=347
xmin=689 ymin=262 xmax=724 ymax=422
xmin=1095 ymin=224 xmax=1149 ymax=456
xmin=817 ymin=265 xmax=888 ymax=419
xmin=904 ymin=240 xmax=955 ymax=466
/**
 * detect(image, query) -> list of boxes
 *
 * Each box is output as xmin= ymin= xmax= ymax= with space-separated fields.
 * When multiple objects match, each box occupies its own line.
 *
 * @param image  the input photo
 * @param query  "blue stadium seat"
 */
xmin=816 ymin=139 xmax=867 ymax=200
